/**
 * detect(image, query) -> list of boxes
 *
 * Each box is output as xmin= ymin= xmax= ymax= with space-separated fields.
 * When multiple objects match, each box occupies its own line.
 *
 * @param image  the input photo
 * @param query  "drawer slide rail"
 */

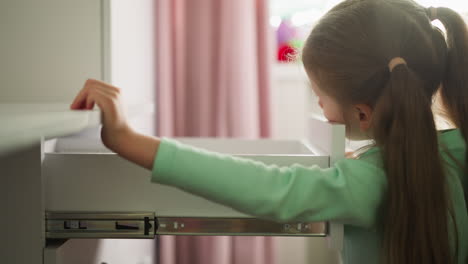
xmin=46 ymin=212 xmax=328 ymax=239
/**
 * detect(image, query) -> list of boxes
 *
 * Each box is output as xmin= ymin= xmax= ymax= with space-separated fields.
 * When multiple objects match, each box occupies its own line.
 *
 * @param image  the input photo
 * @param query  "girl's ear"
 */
xmin=354 ymin=104 xmax=373 ymax=132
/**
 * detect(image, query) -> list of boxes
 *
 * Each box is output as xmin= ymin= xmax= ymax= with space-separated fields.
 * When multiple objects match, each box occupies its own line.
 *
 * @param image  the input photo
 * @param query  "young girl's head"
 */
xmin=304 ymin=0 xmax=447 ymax=138
xmin=302 ymin=0 xmax=468 ymax=263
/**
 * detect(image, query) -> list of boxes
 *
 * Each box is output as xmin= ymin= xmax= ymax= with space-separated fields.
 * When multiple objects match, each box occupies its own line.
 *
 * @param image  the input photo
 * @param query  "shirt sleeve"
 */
xmin=151 ymin=138 xmax=387 ymax=227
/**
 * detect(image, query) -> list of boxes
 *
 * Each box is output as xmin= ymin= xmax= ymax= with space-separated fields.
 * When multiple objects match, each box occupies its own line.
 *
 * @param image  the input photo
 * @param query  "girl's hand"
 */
xmin=70 ymin=79 xmax=132 ymax=150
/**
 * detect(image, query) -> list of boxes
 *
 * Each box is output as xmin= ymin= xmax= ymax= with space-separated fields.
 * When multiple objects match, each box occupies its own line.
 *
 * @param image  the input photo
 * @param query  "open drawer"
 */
xmin=43 ymin=118 xmax=344 ymax=246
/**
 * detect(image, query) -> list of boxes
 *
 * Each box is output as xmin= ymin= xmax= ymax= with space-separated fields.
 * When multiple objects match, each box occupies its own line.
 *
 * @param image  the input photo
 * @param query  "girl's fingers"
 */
xmin=95 ymin=85 xmax=118 ymax=98
xmin=78 ymin=98 xmax=88 ymax=110
xmin=85 ymin=94 xmax=95 ymax=110
xmin=71 ymin=80 xmax=130 ymax=145
xmin=86 ymin=89 xmax=107 ymax=111
xmin=71 ymin=79 xmax=121 ymax=111
xmin=90 ymin=88 xmax=114 ymax=113
xmin=71 ymin=79 xmax=95 ymax=109
xmin=92 ymin=79 xmax=121 ymax=93
xmin=70 ymin=89 xmax=88 ymax=109
xmin=86 ymin=79 xmax=120 ymax=94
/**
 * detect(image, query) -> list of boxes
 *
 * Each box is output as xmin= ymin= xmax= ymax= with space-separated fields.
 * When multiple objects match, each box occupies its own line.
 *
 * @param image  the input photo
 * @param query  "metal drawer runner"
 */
xmin=46 ymin=212 xmax=328 ymax=239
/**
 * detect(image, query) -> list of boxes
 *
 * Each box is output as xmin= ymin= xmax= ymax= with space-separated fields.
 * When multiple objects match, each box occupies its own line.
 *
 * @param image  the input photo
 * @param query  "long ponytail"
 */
xmin=434 ymin=8 xmax=468 ymax=144
xmin=372 ymin=63 xmax=452 ymax=263
xmin=433 ymin=7 xmax=468 ymax=191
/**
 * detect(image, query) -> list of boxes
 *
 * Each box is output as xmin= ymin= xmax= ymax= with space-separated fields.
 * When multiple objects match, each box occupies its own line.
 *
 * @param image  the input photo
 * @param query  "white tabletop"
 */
xmin=0 ymin=104 xmax=101 ymax=155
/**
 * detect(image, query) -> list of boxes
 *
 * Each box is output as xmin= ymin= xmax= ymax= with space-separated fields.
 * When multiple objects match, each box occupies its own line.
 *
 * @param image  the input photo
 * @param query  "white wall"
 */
xmin=110 ymin=0 xmax=157 ymax=135
xmin=270 ymin=63 xmax=321 ymax=139
xmin=0 ymin=0 xmax=102 ymax=103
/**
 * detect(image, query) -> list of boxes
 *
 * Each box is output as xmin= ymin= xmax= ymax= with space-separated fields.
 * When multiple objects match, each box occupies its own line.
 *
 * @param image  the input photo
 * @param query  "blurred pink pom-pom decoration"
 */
xmin=275 ymin=18 xmax=303 ymax=62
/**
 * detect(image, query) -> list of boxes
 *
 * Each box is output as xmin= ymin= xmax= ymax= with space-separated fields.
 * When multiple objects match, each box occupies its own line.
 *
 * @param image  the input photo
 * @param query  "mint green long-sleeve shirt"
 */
xmin=151 ymin=129 xmax=468 ymax=264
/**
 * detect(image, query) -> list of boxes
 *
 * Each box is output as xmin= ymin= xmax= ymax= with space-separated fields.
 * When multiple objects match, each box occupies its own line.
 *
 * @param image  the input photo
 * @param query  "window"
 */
xmin=270 ymin=0 xmax=468 ymax=63
xmin=270 ymin=0 xmax=341 ymax=62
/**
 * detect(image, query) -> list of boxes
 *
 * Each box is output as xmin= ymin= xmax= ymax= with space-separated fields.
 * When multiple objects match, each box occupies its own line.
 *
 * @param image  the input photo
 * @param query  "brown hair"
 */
xmin=302 ymin=0 xmax=466 ymax=263
xmin=434 ymin=7 xmax=468 ymax=200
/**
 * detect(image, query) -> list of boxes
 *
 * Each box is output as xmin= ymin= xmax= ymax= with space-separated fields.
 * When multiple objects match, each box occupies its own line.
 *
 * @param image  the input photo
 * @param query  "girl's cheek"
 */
xmin=323 ymin=108 xmax=337 ymax=122
xmin=324 ymin=108 xmax=345 ymax=124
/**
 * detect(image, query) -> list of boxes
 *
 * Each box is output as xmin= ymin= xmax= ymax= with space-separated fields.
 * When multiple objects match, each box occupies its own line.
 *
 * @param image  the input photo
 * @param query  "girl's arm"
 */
xmin=70 ymin=79 xmax=385 ymax=225
xmin=70 ymin=79 xmax=160 ymax=170
xmin=107 ymin=129 xmax=160 ymax=170
xmin=151 ymin=136 xmax=385 ymax=225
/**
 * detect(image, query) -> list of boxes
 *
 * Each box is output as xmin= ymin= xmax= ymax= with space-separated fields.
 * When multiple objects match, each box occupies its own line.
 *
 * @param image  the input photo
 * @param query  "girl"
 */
xmin=71 ymin=0 xmax=468 ymax=263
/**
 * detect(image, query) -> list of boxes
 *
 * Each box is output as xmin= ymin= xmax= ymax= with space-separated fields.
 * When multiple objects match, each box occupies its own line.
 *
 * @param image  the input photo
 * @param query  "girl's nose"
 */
xmin=318 ymin=100 xmax=324 ymax=109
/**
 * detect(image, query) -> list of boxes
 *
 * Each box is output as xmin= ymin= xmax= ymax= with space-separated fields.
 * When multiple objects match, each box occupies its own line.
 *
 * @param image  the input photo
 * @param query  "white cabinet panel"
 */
xmin=0 ymin=0 xmax=103 ymax=103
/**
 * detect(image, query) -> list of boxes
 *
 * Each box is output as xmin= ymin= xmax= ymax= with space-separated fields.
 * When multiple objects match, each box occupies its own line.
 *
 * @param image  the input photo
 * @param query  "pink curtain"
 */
xmin=155 ymin=0 xmax=274 ymax=263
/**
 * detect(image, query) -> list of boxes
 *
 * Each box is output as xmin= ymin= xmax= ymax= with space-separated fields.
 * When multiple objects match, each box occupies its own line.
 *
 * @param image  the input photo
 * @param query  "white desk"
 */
xmin=0 ymin=105 xmax=345 ymax=264
xmin=0 ymin=104 xmax=99 ymax=264
xmin=0 ymin=104 xmax=100 ymax=156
